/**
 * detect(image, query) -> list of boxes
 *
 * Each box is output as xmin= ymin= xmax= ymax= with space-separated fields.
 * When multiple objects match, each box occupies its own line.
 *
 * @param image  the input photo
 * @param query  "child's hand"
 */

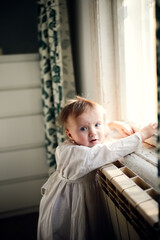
xmin=140 ymin=122 xmax=158 ymax=141
xmin=108 ymin=121 xmax=134 ymax=137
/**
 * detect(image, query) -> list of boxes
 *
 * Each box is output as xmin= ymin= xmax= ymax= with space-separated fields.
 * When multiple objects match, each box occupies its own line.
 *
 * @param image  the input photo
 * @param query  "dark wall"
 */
xmin=0 ymin=0 xmax=38 ymax=55
xmin=67 ymin=0 xmax=81 ymax=95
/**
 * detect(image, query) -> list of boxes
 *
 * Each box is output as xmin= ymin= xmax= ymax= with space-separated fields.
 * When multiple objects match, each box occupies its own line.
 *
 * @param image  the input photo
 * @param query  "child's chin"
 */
xmin=89 ymin=140 xmax=100 ymax=146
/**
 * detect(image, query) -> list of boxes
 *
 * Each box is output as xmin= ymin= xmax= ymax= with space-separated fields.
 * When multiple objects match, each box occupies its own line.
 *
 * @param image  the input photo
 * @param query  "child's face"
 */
xmin=65 ymin=106 xmax=105 ymax=147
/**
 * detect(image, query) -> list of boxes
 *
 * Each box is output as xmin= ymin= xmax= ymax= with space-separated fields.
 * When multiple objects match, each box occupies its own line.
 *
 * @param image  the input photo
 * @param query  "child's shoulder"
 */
xmin=56 ymin=139 xmax=76 ymax=152
xmin=58 ymin=139 xmax=73 ymax=147
xmin=57 ymin=140 xmax=92 ymax=152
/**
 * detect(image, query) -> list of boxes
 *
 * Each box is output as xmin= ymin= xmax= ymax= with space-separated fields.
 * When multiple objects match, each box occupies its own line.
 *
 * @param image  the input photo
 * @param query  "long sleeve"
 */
xmin=56 ymin=132 xmax=142 ymax=180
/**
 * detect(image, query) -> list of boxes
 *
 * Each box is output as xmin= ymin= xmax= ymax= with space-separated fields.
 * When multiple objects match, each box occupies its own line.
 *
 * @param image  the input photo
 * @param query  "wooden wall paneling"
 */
xmin=0 ymin=179 xmax=47 ymax=215
xmin=0 ymin=148 xmax=48 ymax=182
xmin=0 ymin=54 xmax=48 ymax=216
xmin=0 ymin=115 xmax=45 ymax=150
xmin=0 ymin=55 xmax=40 ymax=90
xmin=0 ymin=88 xmax=42 ymax=118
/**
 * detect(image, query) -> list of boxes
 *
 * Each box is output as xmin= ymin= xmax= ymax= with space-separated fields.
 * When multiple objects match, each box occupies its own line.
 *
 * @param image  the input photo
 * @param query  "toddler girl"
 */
xmin=37 ymin=96 xmax=157 ymax=240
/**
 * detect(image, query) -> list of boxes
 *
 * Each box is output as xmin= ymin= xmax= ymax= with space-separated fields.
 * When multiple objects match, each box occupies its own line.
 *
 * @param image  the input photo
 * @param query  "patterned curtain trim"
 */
xmin=38 ymin=0 xmax=76 ymax=174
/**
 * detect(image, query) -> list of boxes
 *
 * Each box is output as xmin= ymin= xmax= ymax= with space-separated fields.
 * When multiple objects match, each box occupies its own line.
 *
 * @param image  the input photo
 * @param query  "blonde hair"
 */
xmin=59 ymin=96 xmax=105 ymax=128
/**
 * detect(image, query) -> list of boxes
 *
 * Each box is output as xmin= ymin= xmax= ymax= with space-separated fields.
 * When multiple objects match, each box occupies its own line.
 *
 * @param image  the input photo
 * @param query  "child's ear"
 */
xmin=65 ymin=129 xmax=73 ymax=140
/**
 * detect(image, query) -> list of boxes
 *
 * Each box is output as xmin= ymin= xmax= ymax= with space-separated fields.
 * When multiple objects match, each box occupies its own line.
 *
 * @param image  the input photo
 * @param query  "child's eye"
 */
xmin=95 ymin=123 xmax=100 ymax=127
xmin=80 ymin=127 xmax=87 ymax=131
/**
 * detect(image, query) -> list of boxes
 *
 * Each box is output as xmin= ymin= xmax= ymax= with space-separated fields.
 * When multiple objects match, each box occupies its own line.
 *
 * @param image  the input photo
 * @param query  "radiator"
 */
xmin=98 ymin=160 xmax=160 ymax=240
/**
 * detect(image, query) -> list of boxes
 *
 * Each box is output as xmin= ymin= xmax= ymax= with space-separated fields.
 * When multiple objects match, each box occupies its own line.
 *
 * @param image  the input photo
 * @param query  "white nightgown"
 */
xmin=37 ymin=133 xmax=142 ymax=240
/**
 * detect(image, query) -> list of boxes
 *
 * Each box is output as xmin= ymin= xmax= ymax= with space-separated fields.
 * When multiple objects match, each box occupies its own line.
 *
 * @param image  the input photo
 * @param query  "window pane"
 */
xmin=123 ymin=0 xmax=157 ymax=125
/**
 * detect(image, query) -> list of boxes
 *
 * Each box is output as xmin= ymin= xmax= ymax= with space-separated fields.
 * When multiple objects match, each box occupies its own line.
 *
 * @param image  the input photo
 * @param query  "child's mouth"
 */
xmin=90 ymin=139 xmax=98 ymax=143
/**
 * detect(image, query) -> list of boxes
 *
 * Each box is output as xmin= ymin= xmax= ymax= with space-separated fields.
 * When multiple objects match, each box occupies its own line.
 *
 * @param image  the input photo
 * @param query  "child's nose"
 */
xmin=89 ymin=128 xmax=96 ymax=137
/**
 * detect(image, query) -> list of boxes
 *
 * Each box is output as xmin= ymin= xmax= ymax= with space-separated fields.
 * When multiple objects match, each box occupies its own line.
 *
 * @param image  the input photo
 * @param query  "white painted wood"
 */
xmin=74 ymin=0 xmax=117 ymax=120
xmin=74 ymin=0 xmax=96 ymax=100
xmin=97 ymin=0 xmax=118 ymax=120
xmin=0 ymin=115 xmax=45 ymax=150
xmin=0 ymin=61 xmax=40 ymax=90
xmin=113 ymin=0 xmax=127 ymax=121
xmin=0 ymin=88 xmax=42 ymax=118
xmin=0 ymin=53 xmax=39 ymax=63
xmin=0 ymin=178 xmax=47 ymax=214
xmin=0 ymin=53 xmax=47 ymax=216
xmin=0 ymin=148 xmax=48 ymax=181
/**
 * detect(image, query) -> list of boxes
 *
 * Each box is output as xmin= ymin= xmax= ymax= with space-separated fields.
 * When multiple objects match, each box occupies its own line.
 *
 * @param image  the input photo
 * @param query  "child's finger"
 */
xmin=153 ymin=122 xmax=158 ymax=129
xmin=122 ymin=127 xmax=133 ymax=136
xmin=149 ymin=122 xmax=158 ymax=129
xmin=122 ymin=125 xmax=134 ymax=135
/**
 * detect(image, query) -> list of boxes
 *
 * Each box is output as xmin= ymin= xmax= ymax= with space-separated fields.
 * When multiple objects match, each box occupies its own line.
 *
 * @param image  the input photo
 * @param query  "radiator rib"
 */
xmin=98 ymin=160 xmax=160 ymax=240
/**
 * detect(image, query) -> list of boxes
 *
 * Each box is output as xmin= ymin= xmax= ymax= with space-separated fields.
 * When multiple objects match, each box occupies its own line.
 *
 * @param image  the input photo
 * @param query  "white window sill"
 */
xmin=105 ymin=131 xmax=157 ymax=190
xmin=120 ymin=142 xmax=157 ymax=190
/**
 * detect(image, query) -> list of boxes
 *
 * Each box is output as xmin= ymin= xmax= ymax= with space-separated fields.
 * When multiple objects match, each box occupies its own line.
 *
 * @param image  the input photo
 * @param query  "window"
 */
xmin=97 ymin=0 xmax=157 ymax=186
xmin=70 ymin=0 xmax=158 ymax=186
xmin=113 ymin=0 xmax=157 ymax=125
xmin=70 ymin=0 xmax=157 ymax=125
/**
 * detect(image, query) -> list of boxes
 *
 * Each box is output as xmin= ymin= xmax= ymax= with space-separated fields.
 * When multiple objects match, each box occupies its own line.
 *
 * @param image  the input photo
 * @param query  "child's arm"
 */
xmin=138 ymin=123 xmax=157 ymax=141
xmin=57 ymin=124 xmax=157 ymax=179
xmin=108 ymin=121 xmax=134 ymax=137
xmin=108 ymin=121 xmax=157 ymax=140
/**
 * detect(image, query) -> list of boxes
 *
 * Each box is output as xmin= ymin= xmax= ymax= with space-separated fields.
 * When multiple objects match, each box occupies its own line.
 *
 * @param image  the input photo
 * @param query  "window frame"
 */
xmin=73 ymin=0 xmax=157 ymax=188
xmin=112 ymin=0 xmax=157 ymax=124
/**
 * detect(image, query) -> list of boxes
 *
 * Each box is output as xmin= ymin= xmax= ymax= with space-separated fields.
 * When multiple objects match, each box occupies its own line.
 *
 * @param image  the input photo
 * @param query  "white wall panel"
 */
xmin=0 ymin=88 xmax=42 ymax=118
xmin=0 ymin=179 xmax=47 ymax=215
xmin=0 ymin=54 xmax=48 ymax=216
xmin=0 ymin=115 xmax=44 ymax=150
xmin=0 ymin=55 xmax=40 ymax=90
xmin=0 ymin=148 xmax=48 ymax=181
